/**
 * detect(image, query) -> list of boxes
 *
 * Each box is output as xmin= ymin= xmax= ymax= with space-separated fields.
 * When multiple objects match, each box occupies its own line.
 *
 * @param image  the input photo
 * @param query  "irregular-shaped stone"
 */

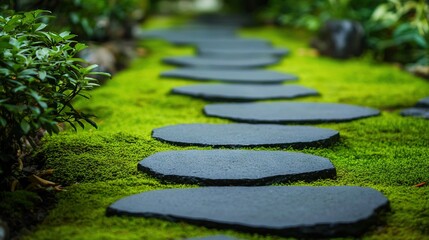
xmin=161 ymin=69 xmax=297 ymax=84
xmin=152 ymin=124 xmax=339 ymax=148
xmin=170 ymin=38 xmax=270 ymax=46
xmin=204 ymin=102 xmax=380 ymax=124
xmin=401 ymin=108 xmax=429 ymax=119
xmin=107 ymin=186 xmax=389 ymax=237
xmin=162 ymin=56 xmax=279 ymax=69
xmin=197 ymin=47 xmax=289 ymax=58
xmin=196 ymin=42 xmax=274 ymax=50
xmin=416 ymin=97 xmax=429 ymax=108
xmin=171 ymin=84 xmax=318 ymax=101
xmin=139 ymin=150 xmax=335 ymax=185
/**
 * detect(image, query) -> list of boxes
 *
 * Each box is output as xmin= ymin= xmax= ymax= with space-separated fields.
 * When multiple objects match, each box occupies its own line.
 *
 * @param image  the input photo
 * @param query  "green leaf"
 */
xmin=0 ymin=117 xmax=6 ymax=127
xmin=20 ymin=119 xmax=31 ymax=134
xmin=38 ymin=70 xmax=47 ymax=80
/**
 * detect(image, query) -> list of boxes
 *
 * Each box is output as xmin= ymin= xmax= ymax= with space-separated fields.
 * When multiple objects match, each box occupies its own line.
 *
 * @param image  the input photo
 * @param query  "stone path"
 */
xmin=161 ymin=68 xmax=298 ymax=84
xmin=109 ymin=15 xmax=388 ymax=238
xmin=172 ymin=84 xmax=318 ymax=101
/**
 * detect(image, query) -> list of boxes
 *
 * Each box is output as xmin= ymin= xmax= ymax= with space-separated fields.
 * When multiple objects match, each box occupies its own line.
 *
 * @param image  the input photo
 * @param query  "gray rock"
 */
xmin=196 ymin=42 xmax=274 ymax=50
xmin=107 ymin=186 xmax=389 ymax=237
xmin=139 ymin=150 xmax=336 ymax=185
xmin=161 ymin=69 xmax=297 ymax=84
xmin=197 ymin=47 xmax=289 ymax=59
xmin=204 ymin=102 xmax=380 ymax=124
xmin=162 ymin=56 xmax=279 ymax=69
xmin=401 ymin=108 xmax=429 ymax=119
xmin=416 ymin=97 xmax=429 ymax=108
xmin=152 ymin=124 xmax=339 ymax=148
xmin=171 ymin=84 xmax=318 ymax=101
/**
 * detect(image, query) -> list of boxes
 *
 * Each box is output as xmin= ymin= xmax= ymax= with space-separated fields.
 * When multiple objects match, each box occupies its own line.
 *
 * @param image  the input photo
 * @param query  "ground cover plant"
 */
xmin=19 ymin=16 xmax=429 ymax=239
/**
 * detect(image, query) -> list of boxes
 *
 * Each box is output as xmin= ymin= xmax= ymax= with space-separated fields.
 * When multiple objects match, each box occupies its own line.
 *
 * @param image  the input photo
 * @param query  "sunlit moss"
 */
xmin=23 ymin=17 xmax=429 ymax=240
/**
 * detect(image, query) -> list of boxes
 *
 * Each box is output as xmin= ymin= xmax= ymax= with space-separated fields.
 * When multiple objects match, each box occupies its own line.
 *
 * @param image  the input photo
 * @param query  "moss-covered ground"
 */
xmin=23 ymin=16 xmax=429 ymax=240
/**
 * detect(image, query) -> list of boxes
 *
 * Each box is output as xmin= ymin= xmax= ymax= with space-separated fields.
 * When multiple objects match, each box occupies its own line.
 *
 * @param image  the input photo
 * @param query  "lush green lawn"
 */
xmin=23 ymin=17 xmax=429 ymax=240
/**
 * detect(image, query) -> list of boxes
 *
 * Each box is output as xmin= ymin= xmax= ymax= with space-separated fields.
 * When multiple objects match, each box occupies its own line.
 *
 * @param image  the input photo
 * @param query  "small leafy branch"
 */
xmin=0 ymin=10 xmax=109 ymax=188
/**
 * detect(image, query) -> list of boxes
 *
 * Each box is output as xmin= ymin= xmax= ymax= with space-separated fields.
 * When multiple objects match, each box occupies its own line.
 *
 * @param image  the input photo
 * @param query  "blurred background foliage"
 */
xmin=259 ymin=0 xmax=428 ymax=68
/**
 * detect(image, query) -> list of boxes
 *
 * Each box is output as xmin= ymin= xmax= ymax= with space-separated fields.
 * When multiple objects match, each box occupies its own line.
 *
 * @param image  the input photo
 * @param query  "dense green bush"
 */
xmin=0 ymin=10 xmax=107 ymax=186
xmin=3 ymin=0 xmax=148 ymax=41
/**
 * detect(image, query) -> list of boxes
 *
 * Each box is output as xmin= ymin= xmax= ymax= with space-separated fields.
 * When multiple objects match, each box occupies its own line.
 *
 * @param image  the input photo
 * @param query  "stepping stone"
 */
xmin=186 ymin=236 xmax=239 ymax=240
xmin=170 ymin=38 xmax=270 ymax=46
xmin=152 ymin=124 xmax=339 ymax=148
xmin=161 ymin=69 xmax=297 ymax=84
xmin=400 ymin=108 xmax=429 ymax=119
xmin=197 ymin=47 xmax=289 ymax=59
xmin=171 ymin=84 xmax=318 ymax=101
xmin=163 ymin=56 xmax=280 ymax=69
xmin=139 ymin=150 xmax=336 ymax=185
xmin=196 ymin=42 xmax=273 ymax=50
xmin=106 ymin=186 xmax=389 ymax=237
xmin=204 ymin=102 xmax=380 ymax=124
xmin=416 ymin=96 xmax=429 ymax=108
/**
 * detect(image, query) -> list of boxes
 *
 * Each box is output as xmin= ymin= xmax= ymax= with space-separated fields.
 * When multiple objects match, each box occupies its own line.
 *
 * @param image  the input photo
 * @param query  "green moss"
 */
xmin=22 ymin=17 xmax=429 ymax=240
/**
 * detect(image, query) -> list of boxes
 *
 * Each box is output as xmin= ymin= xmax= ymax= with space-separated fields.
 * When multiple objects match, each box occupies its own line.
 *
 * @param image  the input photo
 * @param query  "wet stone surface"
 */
xmin=171 ymin=84 xmax=318 ymax=101
xmin=204 ymin=102 xmax=380 ymax=123
xmin=161 ymin=69 xmax=298 ymax=84
xmin=138 ymin=150 xmax=336 ymax=185
xmin=151 ymin=123 xmax=339 ymax=148
xmin=162 ymin=56 xmax=280 ymax=69
xmin=107 ymin=186 xmax=389 ymax=238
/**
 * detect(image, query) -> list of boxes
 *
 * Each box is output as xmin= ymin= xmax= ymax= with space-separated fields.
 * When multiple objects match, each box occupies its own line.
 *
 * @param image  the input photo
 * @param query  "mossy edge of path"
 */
xmin=22 ymin=17 xmax=429 ymax=240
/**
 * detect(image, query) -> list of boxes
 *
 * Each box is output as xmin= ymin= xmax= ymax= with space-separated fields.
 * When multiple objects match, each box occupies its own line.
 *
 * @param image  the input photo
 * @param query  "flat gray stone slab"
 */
xmin=171 ymin=84 xmax=318 ymax=101
xmin=416 ymin=97 xmax=429 ymax=108
xmin=197 ymin=47 xmax=289 ymax=58
xmin=152 ymin=124 xmax=339 ymax=148
xmin=107 ymin=186 xmax=389 ymax=237
xmin=163 ymin=56 xmax=279 ymax=69
xmin=139 ymin=150 xmax=336 ymax=185
xmin=170 ymin=38 xmax=270 ymax=46
xmin=204 ymin=102 xmax=380 ymax=124
xmin=161 ymin=69 xmax=297 ymax=84
xmin=196 ymin=42 xmax=274 ymax=50
xmin=401 ymin=108 xmax=429 ymax=119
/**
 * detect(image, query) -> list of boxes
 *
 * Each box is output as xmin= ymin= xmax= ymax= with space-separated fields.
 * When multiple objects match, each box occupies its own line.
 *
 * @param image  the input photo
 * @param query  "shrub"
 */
xmin=0 ymin=10 xmax=108 ymax=187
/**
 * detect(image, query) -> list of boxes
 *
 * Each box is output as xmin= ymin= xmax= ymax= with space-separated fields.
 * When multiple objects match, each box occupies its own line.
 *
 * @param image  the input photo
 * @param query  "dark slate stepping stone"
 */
xmin=161 ymin=69 xmax=297 ymax=84
xmin=171 ymin=84 xmax=318 ymax=102
xmin=400 ymin=107 xmax=429 ymax=119
xmin=163 ymin=56 xmax=279 ymax=69
xmin=170 ymin=38 xmax=270 ymax=46
xmin=196 ymin=42 xmax=273 ymax=50
xmin=139 ymin=150 xmax=335 ymax=185
xmin=416 ymin=96 xmax=429 ymax=108
xmin=152 ymin=124 xmax=339 ymax=148
xmin=204 ymin=102 xmax=380 ymax=124
xmin=186 ymin=236 xmax=239 ymax=240
xmin=107 ymin=186 xmax=389 ymax=237
xmin=197 ymin=47 xmax=289 ymax=58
